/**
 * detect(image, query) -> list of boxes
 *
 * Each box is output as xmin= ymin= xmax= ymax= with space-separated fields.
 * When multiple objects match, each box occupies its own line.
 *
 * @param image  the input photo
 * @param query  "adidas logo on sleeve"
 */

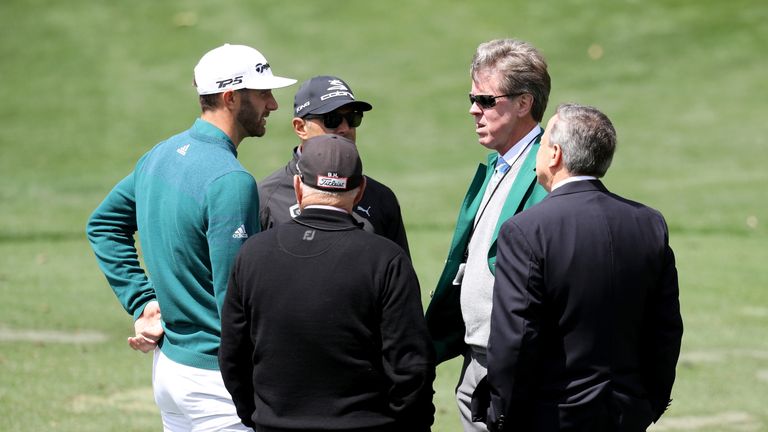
xmin=232 ymin=224 xmax=248 ymax=239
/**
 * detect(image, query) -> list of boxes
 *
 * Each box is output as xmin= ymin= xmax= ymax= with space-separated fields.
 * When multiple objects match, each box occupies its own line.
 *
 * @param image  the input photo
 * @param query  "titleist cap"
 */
xmin=298 ymin=134 xmax=363 ymax=192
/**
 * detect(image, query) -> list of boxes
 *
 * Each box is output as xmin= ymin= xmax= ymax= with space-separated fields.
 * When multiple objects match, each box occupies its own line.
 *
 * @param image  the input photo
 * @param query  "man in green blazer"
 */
xmin=424 ymin=38 xmax=551 ymax=431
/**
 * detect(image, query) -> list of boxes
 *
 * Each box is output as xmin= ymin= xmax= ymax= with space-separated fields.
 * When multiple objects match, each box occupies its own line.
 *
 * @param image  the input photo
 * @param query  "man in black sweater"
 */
xmin=220 ymin=134 xmax=435 ymax=432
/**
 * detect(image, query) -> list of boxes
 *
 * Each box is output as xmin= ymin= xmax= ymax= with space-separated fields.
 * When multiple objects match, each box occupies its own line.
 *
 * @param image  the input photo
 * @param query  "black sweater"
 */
xmin=220 ymin=208 xmax=435 ymax=431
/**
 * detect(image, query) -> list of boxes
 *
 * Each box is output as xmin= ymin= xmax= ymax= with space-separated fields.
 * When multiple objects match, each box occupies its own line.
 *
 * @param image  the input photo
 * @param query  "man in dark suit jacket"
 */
xmin=481 ymin=104 xmax=683 ymax=431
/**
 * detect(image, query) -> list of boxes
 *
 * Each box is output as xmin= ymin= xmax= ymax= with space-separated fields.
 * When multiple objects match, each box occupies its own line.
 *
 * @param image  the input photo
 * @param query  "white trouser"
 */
xmin=152 ymin=349 xmax=252 ymax=432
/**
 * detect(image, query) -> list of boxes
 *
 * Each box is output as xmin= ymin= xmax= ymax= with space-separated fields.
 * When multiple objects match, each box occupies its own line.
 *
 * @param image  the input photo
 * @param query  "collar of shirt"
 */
xmin=304 ymin=204 xmax=349 ymax=214
xmin=193 ymin=118 xmax=236 ymax=153
xmin=497 ymin=124 xmax=543 ymax=167
xmin=552 ymin=175 xmax=598 ymax=191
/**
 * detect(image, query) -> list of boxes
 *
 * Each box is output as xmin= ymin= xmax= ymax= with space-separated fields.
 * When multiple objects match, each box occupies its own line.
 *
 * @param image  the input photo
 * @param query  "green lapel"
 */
xmin=486 ymin=137 xmax=542 ymax=271
xmin=445 ymin=161 xmax=493 ymax=264
xmin=425 ymin=139 xmax=545 ymax=363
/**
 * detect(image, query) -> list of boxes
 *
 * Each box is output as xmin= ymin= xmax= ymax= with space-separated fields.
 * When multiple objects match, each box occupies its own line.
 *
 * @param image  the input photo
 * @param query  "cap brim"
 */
xmin=245 ymin=76 xmax=297 ymax=90
xmin=311 ymin=100 xmax=373 ymax=114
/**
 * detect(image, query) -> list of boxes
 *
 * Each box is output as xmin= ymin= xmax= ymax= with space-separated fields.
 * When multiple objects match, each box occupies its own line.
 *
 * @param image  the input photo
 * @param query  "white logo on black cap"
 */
xmin=327 ymin=79 xmax=348 ymax=91
xmin=296 ymin=101 xmax=310 ymax=114
xmin=320 ymin=91 xmax=353 ymax=101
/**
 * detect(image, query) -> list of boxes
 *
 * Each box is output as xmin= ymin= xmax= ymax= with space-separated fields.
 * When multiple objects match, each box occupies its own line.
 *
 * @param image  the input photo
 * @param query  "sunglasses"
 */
xmin=469 ymin=92 xmax=523 ymax=109
xmin=304 ymin=111 xmax=364 ymax=129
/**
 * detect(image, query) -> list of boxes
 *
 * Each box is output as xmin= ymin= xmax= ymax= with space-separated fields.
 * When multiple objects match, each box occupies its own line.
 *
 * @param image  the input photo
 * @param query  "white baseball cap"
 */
xmin=193 ymin=43 xmax=297 ymax=95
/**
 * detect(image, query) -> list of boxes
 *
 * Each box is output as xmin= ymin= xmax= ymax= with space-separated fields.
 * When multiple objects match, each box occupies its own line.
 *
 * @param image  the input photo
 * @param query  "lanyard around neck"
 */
xmin=470 ymin=133 xmax=539 ymax=233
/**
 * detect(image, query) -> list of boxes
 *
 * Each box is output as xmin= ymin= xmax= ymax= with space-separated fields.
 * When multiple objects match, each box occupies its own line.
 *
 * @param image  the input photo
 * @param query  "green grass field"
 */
xmin=1 ymin=0 xmax=766 ymax=430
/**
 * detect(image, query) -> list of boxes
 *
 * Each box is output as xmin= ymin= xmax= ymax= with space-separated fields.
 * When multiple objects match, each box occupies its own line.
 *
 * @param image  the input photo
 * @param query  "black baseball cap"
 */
xmin=297 ymin=135 xmax=363 ymax=192
xmin=293 ymin=75 xmax=373 ymax=118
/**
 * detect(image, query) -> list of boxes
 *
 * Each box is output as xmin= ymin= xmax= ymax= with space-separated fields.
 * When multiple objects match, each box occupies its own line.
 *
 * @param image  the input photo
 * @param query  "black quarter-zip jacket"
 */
xmin=220 ymin=208 xmax=435 ymax=432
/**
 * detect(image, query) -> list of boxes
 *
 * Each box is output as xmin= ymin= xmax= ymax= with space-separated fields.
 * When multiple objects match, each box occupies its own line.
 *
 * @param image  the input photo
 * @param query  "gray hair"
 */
xmin=549 ymin=103 xmax=616 ymax=178
xmin=300 ymin=183 xmax=360 ymax=204
xmin=470 ymin=39 xmax=551 ymax=122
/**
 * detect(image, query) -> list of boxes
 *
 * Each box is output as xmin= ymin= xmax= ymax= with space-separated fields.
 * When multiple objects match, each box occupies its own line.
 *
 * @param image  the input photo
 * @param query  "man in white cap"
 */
xmin=86 ymin=43 xmax=295 ymax=431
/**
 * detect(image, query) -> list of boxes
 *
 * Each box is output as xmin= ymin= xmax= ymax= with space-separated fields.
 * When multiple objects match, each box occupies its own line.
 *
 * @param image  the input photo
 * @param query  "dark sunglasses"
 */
xmin=304 ymin=111 xmax=364 ymax=129
xmin=469 ymin=92 xmax=523 ymax=109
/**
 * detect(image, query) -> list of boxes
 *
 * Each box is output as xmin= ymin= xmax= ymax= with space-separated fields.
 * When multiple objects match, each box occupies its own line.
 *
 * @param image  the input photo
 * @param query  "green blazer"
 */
xmin=424 ymin=139 xmax=548 ymax=364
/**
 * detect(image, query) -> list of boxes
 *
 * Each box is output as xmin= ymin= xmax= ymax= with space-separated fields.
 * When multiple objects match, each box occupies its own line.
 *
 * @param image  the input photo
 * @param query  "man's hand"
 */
xmin=128 ymin=300 xmax=164 ymax=353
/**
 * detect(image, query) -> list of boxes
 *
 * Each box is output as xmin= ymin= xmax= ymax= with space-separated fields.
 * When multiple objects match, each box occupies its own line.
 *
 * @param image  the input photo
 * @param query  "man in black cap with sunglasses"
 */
xmin=220 ymin=134 xmax=435 ymax=431
xmin=258 ymin=75 xmax=410 ymax=256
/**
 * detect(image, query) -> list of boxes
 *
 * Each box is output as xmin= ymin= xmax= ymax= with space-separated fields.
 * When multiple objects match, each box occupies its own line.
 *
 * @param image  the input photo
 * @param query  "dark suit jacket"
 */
xmin=485 ymin=180 xmax=683 ymax=431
